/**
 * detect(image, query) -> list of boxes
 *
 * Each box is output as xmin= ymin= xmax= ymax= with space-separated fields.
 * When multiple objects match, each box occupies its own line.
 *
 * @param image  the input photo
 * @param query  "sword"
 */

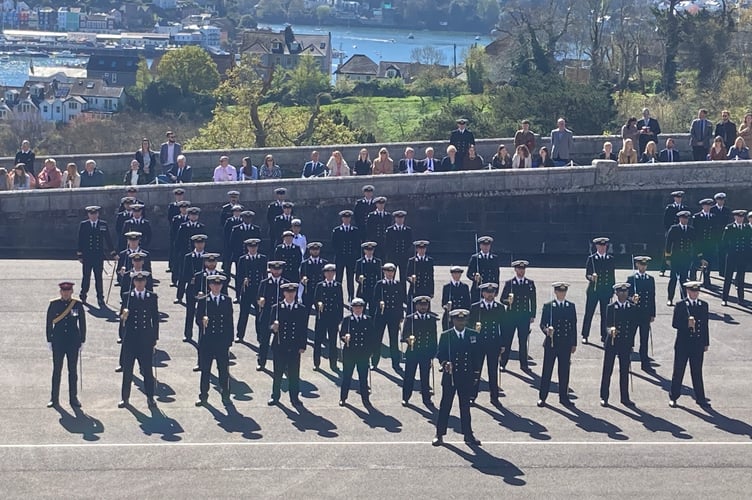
xmin=105 ymin=260 xmax=117 ymax=304
xmin=79 ymin=348 xmax=83 ymax=394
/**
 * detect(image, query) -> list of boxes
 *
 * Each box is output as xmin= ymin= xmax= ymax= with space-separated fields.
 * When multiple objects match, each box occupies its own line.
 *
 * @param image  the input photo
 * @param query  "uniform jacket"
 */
xmin=46 ymin=298 xmax=86 ymax=346
xmin=501 ymin=277 xmax=537 ymax=318
xmin=77 ymin=219 xmax=114 ymax=258
xmin=196 ymin=293 xmax=233 ymax=347
xmin=539 ymin=299 xmax=577 ymax=349
xmin=121 ymin=290 xmax=159 ymax=347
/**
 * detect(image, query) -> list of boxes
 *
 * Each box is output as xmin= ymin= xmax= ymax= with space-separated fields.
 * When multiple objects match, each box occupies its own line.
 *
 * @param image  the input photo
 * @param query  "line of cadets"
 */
xmin=55 ymin=185 xmax=718 ymax=445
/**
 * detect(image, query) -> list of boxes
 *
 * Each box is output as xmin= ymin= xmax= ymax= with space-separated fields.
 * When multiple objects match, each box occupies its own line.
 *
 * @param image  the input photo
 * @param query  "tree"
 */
xmin=239 ymin=14 xmax=257 ymax=29
xmin=283 ymin=54 xmax=331 ymax=106
xmin=464 ymin=46 xmax=487 ymax=94
xmin=316 ymin=5 xmax=332 ymax=22
xmin=410 ymin=46 xmax=446 ymax=66
xmin=655 ymin=0 xmax=681 ymax=97
xmin=157 ymin=46 xmax=220 ymax=95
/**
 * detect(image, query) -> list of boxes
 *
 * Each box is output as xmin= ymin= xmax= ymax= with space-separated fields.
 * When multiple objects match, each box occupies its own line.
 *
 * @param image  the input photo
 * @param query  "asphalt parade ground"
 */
xmin=1 ymin=260 xmax=751 ymax=498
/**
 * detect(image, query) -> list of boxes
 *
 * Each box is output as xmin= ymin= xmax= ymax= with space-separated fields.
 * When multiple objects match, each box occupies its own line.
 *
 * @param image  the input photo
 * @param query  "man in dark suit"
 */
xmin=222 ymin=205 xmax=243 ymax=274
xmin=271 ymin=202 xmax=295 ymax=246
xmin=581 ymin=237 xmax=616 ymax=344
xmin=384 ymin=210 xmax=413 ymax=284
xmin=166 ymin=188 xmax=186 ymax=228
xmin=121 ymin=204 xmax=153 ymax=251
xmin=693 ymin=199 xmax=716 ymax=288
xmin=599 ymin=283 xmax=638 ymax=407
xmin=689 ymin=108 xmax=713 ymax=161
xmin=15 ymin=139 xmax=35 ymax=177
xmin=77 ymin=206 xmax=116 ymax=306
xmin=397 ymin=147 xmax=419 ymax=174
xmin=449 ymin=118 xmax=475 ymax=170
xmin=669 ymin=281 xmax=710 ymax=408
xmin=721 ymin=210 xmax=752 ymax=307
xmin=339 ymin=298 xmax=377 ymax=407
xmin=165 ymin=155 xmax=192 ymax=183
xmin=466 ymin=236 xmax=500 ymax=303
xmin=627 ymin=256 xmax=657 ymax=371
xmin=636 ymin=108 xmax=661 ymax=154
xmin=235 ymin=238 xmax=267 ymax=342
xmin=714 ymin=110 xmax=737 ymax=150
xmin=299 ymin=242 xmax=328 ymax=311
xmin=665 ymin=211 xmax=696 ymax=304
xmin=401 ymin=296 xmax=438 ymax=407
xmin=419 ymin=147 xmax=437 ymax=173
xmin=195 ymin=275 xmax=234 ymax=406
xmin=355 ymin=242 xmax=382 ymax=314
xmin=302 ymin=150 xmax=327 ymax=178
xmin=159 ymin=130 xmax=182 ymax=175
xmin=711 ymin=192 xmax=732 ymax=278
xmin=312 ymin=264 xmax=344 ymax=371
xmin=366 ymin=197 xmax=392 ymax=259
xmin=79 ymin=159 xmax=105 ymax=187
xmin=229 ymin=211 xmax=262 ymax=280
xmin=441 ymin=266 xmax=471 ymax=330
xmin=500 ymin=260 xmax=537 ymax=371
xmin=658 ymin=138 xmax=681 ymax=163
xmin=255 ymin=261 xmax=289 ymax=370
xmin=219 ymin=191 xmax=242 ymax=228
xmin=332 ymin=210 xmax=362 ymax=301
xmin=266 ymin=187 xmax=288 ymax=245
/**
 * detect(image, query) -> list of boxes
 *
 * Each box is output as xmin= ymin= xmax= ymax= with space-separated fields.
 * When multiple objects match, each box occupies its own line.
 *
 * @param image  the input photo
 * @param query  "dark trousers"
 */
xmin=435 ymin=376 xmax=473 ymax=438
xmin=236 ymin=294 xmax=256 ymax=339
xmin=51 ymin=345 xmax=79 ymax=402
xmin=121 ymin=344 xmax=154 ymax=401
xmin=636 ymin=319 xmax=651 ymax=366
xmin=256 ymin=312 xmax=271 ymax=366
xmin=502 ymin=316 xmax=532 ymax=368
xmin=722 ymin=254 xmax=746 ymax=302
xmin=582 ymin=291 xmax=610 ymax=340
xmin=692 ymin=146 xmax=708 ymax=161
xmin=668 ymin=261 xmax=691 ymax=301
xmin=599 ymin=348 xmax=630 ymax=402
xmin=717 ymin=245 xmax=728 ymax=277
xmin=314 ymin=317 xmax=339 ymax=368
xmin=393 ymin=257 xmax=409 ymax=286
xmin=372 ymin=316 xmax=401 ymax=367
xmin=335 ymin=257 xmax=357 ymax=300
xmin=198 ymin=341 xmax=229 ymax=398
xmin=539 ymin=346 xmax=571 ymax=402
xmin=403 ymin=356 xmax=431 ymax=401
xmin=169 ymin=249 xmax=180 ymax=284
xmin=670 ymin=346 xmax=706 ymax=402
xmin=473 ymin=339 xmax=503 ymax=399
xmin=183 ymin=294 xmax=197 ymax=340
xmin=341 ymin=356 xmax=369 ymax=402
xmin=81 ymin=257 xmax=104 ymax=298
xmin=272 ymin=351 xmax=301 ymax=401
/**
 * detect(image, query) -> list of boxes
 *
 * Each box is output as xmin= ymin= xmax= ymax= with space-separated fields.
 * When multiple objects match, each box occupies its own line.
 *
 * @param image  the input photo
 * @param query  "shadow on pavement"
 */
xmin=55 ymin=406 xmax=104 ymax=442
xmin=204 ymin=401 xmax=262 ymax=440
xmin=477 ymin=403 xmax=551 ymax=441
xmin=548 ymin=404 xmax=629 ymax=440
xmin=127 ymin=405 xmax=184 ymax=442
xmin=444 ymin=443 xmax=526 ymax=486
xmin=682 ymin=405 xmax=752 ymax=439
xmin=610 ymin=404 xmax=692 ymax=439
xmin=279 ymin=403 xmax=339 ymax=438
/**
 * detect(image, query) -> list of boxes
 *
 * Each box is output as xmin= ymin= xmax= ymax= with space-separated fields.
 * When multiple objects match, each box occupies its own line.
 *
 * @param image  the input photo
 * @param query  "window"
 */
xmin=69 ymin=102 xmax=77 ymax=109
xmin=112 ymin=73 xmax=117 ymax=83
xmin=43 ymin=105 xmax=48 ymax=112
xmin=386 ymin=69 xmax=397 ymax=78
xmin=104 ymin=99 xmax=112 ymax=110
xmin=56 ymin=106 xmax=61 ymax=113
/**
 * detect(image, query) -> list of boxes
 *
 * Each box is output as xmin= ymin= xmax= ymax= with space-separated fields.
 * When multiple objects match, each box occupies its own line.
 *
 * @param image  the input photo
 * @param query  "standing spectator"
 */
xmin=397 ymin=147 xmax=418 ymax=174
xmin=0 ymin=168 xmax=8 ymax=190
xmin=124 ymin=159 xmax=146 ymax=186
xmin=550 ymin=118 xmax=574 ymax=165
xmin=15 ymin=139 xmax=35 ymax=177
xmin=164 ymin=155 xmax=193 ymax=183
xmin=708 ymin=137 xmax=728 ymax=161
xmin=636 ymin=108 xmax=661 ymax=154
xmin=728 ymin=136 xmax=750 ymax=160
xmin=79 ymin=160 xmax=105 ymax=187
xmin=134 ymin=138 xmax=158 ymax=180
xmin=238 ymin=156 xmax=258 ymax=181
xmin=353 ymin=148 xmax=372 ymax=176
xmin=490 ymin=145 xmax=512 ymax=169
xmin=714 ymin=110 xmax=737 ymax=150
xmin=659 ymin=138 xmax=681 ymax=163
xmin=419 ymin=147 xmax=437 ymax=172
xmin=259 ymin=154 xmax=282 ymax=179
xmin=621 ymin=117 xmax=640 ymax=147
xmin=38 ymin=158 xmax=63 ymax=189
xmin=372 ymin=148 xmax=394 ymax=175
xmin=597 ymin=141 xmax=617 ymax=161
xmin=617 ymin=138 xmax=638 ymax=164
xmin=439 ymin=145 xmax=460 ymax=172
xmin=689 ymin=108 xmax=713 ymax=161
xmin=213 ymin=155 xmax=237 ymax=182
xmin=512 ymin=145 xmax=532 ymax=168
xmin=302 ymin=150 xmax=326 ymax=178
xmin=448 ymin=118 xmax=475 ymax=169
xmin=463 ymin=144 xmax=484 ymax=170
xmin=327 ymin=150 xmax=350 ymax=176
xmin=538 ymin=146 xmax=555 ymax=167
xmin=62 ymin=162 xmax=80 ymax=188
xmin=10 ymin=164 xmax=33 ymax=190
xmin=514 ymin=120 xmax=536 ymax=152
xmin=738 ymin=112 xmax=752 ymax=146
xmin=159 ymin=131 xmax=182 ymax=176
xmin=640 ymin=141 xmax=659 ymax=163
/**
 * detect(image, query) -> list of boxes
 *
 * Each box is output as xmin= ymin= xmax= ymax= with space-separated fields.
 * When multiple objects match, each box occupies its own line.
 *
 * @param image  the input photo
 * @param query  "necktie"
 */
xmin=139 ymin=292 xmax=144 ymax=300
xmin=91 ymin=222 xmax=96 ymax=229
xmin=178 ymin=168 xmax=182 ymax=178
xmin=669 ymin=151 xmax=673 ymax=162
xmin=215 ymin=297 xmax=220 ymax=305
xmin=458 ymin=332 xmax=463 ymax=340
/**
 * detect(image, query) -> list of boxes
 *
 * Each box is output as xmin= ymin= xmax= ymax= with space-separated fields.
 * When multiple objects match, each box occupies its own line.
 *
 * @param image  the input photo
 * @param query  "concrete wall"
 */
xmin=2 ymin=159 xmax=752 ymax=266
xmin=1 ymin=133 xmax=694 ymax=186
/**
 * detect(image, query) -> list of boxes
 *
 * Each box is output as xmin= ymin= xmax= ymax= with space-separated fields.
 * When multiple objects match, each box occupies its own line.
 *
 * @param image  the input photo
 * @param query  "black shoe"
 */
xmin=536 ymin=399 xmax=545 ymax=407
xmin=668 ymin=399 xmax=678 ymax=408
xmin=469 ymin=398 xmax=476 ymax=406
xmin=169 ymin=283 xmax=177 ymax=288
xmin=234 ymin=336 xmax=243 ymax=343
xmin=192 ymin=365 xmax=200 ymax=372
xmin=698 ymin=399 xmax=711 ymax=408
xmin=115 ymin=366 xmax=123 ymax=373
xmin=173 ymin=299 xmax=181 ymax=304
xmin=291 ymin=397 xmax=303 ymax=407
xmin=401 ymin=399 xmax=408 ymax=407
xmin=147 ymin=398 xmax=157 ymax=408
xmin=599 ymin=399 xmax=608 ymax=407
xmin=432 ymin=436 xmax=444 ymax=447
xmin=267 ymin=398 xmax=279 ymax=406
xmin=464 ymin=435 xmax=481 ymax=446
xmin=183 ymin=337 xmax=191 ymax=343
xmin=117 ymin=400 xmax=128 ymax=408
xmin=70 ymin=397 xmax=82 ymax=408
xmin=256 ymin=364 xmax=264 ymax=372
xmin=47 ymin=400 xmax=58 ymax=408
xmin=621 ymin=399 xmax=635 ymax=406
xmin=339 ymin=400 xmax=346 ymax=406
xmin=500 ymin=365 xmax=507 ymax=373
xmin=195 ymin=398 xmax=207 ymax=407
xmin=116 ymin=338 xmax=122 ymax=344
xmin=582 ymin=337 xmax=588 ymax=344
xmin=234 ymin=298 xmax=240 ymax=304
xmin=79 ymin=294 xmax=87 ymax=303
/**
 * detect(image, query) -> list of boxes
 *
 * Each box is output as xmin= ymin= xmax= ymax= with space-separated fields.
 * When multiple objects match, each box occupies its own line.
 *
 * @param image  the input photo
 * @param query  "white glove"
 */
xmin=47 ymin=342 xmax=52 ymax=352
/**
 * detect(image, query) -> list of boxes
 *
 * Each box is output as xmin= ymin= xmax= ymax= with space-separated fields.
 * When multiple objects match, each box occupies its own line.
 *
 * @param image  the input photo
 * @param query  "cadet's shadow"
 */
xmin=346 ymin=403 xmax=402 ymax=433
xmin=372 ymin=367 xmax=403 ymax=388
xmin=682 ymin=405 xmax=752 ymax=439
xmin=610 ymin=405 xmax=692 ymax=439
xmin=279 ymin=403 xmax=339 ymax=438
xmin=133 ymin=375 xmax=177 ymax=404
xmin=204 ymin=401 xmax=262 ymax=440
xmin=631 ymin=370 xmax=694 ymax=397
xmin=313 ymin=367 xmax=341 ymax=386
xmin=55 ymin=406 xmax=104 ymax=442
xmin=208 ymin=374 xmax=254 ymax=401
xmin=548 ymin=405 xmax=629 ymax=440
xmin=236 ymin=340 xmax=259 ymax=353
xmin=126 ymin=405 xmax=184 ymax=441
xmin=443 ymin=443 xmax=526 ymax=486
xmin=476 ymin=403 xmax=551 ymax=440
xmin=151 ymin=350 xmax=174 ymax=400
xmin=158 ymin=312 xmax=170 ymax=321
xmin=403 ymin=401 xmax=436 ymax=422
xmin=87 ymin=303 xmax=119 ymax=321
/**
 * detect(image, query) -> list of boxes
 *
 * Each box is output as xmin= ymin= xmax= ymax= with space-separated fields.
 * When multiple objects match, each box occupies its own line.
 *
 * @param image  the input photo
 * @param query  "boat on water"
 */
xmin=54 ymin=50 xmax=76 ymax=58
xmin=407 ymin=33 xmax=414 ymax=39
xmin=13 ymin=48 xmax=50 ymax=58
xmin=475 ymin=35 xmax=481 ymax=40
xmin=0 ymin=55 xmax=9 ymax=62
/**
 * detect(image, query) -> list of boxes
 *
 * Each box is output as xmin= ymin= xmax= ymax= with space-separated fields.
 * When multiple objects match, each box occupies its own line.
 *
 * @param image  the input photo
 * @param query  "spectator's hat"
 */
xmin=125 ymin=231 xmax=142 ymax=240
xmin=241 ymin=210 xmax=255 ymax=217
xmin=477 ymin=235 xmax=493 ymax=244
xmin=206 ymin=275 xmax=226 ymax=284
xmin=282 ymin=230 xmax=294 ymax=238
xmin=412 ymin=296 xmax=431 ymax=304
xmin=362 ymin=185 xmax=374 ymax=192
xmin=203 ymin=253 xmax=220 ymax=262
xmin=633 ymin=256 xmax=652 ymax=264
xmin=677 ymin=210 xmax=691 ymax=218
xmin=268 ymin=261 xmax=285 ymax=269
xmin=177 ymin=200 xmax=191 ymax=207
xmin=374 ymin=196 xmax=387 ymax=203
xmin=361 ymin=241 xmax=377 ymax=249
xmin=227 ymin=190 xmax=240 ymax=197
xmin=699 ymin=198 xmax=714 ymax=205
xmin=449 ymin=265 xmax=463 ymax=273
xmin=382 ymin=263 xmax=397 ymax=271
xmin=187 ymin=207 xmax=201 ymax=214
xmin=281 ymin=283 xmax=298 ymax=292
xmin=552 ymin=282 xmax=570 ymax=291
xmin=274 ymin=187 xmax=287 ymax=195
xmin=450 ymin=309 xmax=470 ymax=318
xmin=683 ymin=281 xmax=702 ymax=291
xmin=282 ymin=201 xmax=294 ymax=209
xmin=351 ymin=298 xmax=366 ymax=307
xmin=58 ymin=282 xmax=75 ymax=291
xmin=244 ymin=238 xmax=261 ymax=246
xmin=714 ymin=192 xmax=727 ymax=200
xmin=612 ymin=283 xmax=631 ymax=292
xmin=323 ymin=263 xmax=336 ymax=272
xmin=512 ymin=260 xmax=529 ymax=268
xmin=307 ymin=242 xmax=323 ymax=249
xmin=732 ymin=209 xmax=747 ymax=217
xmin=339 ymin=209 xmax=353 ymax=217
xmin=592 ymin=237 xmax=609 ymax=245
xmin=480 ymin=282 xmax=499 ymax=292
xmin=671 ymin=191 xmax=684 ymax=197
xmin=85 ymin=205 xmax=101 ymax=213
xmin=393 ymin=210 xmax=407 ymax=217
xmin=130 ymin=271 xmax=150 ymax=280
xmin=291 ymin=219 xmax=302 ymax=226
xmin=191 ymin=234 xmax=208 ymax=242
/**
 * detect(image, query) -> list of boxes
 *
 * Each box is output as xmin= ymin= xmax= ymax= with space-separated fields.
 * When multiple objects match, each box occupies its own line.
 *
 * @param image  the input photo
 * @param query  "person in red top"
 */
xmin=37 ymin=158 xmax=63 ymax=189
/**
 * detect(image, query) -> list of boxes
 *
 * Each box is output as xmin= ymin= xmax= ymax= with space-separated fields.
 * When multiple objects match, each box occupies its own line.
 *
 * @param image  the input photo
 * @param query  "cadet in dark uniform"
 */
xmin=195 ymin=275 xmax=234 ymax=406
xmin=469 ymin=283 xmax=506 ymax=405
xmin=441 ymin=266 xmax=472 ymax=330
xmin=229 ymin=211 xmax=263 ymax=281
xmin=256 ymin=261 xmax=289 ymax=370
xmin=275 ymin=230 xmax=303 ymax=282
xmin=268 ymin=283 xmax=308 ymax=406
xmin=221 ymin=204 xmax=243 ymax=273
xmin=366 ymin=197 xmax=392 ymax=260
xmin=693 ymin=199 xmax=716 ymax=288
xmin=189 ymin=253 xmax=229 ymax=354
xmin=401 ymin=296 xmax=438 ymax=407
xmin=177 ymin=235 xmax=207 ymax=340
xmin=117 ymin=231 xmax=152 ymax=286
xmin=406 ymin=240 xmax=435 ymax=313
xmin=466 ymin=236 xmax=500 ymax=303
xmin=537 ymin=282 xmax=577 ymax=407
xmin=711 ymin=192 xmax=732 ymax=277
xmin=661 ymin=191 xmax=687 ymax=276
xmin=266 ymin=187 xmax=288 ymax=245
xmin=665 ymin=211 xmax=696 ymax=305
xmin=448 ymin=118 xmax=475 ymax=170
xmin=582 ymin=237 xmax=616 ymax=344
xmin=355 ymin=242 xmax=382 ymax=313
xmin=669 ymin=281 xmax=710 ymax=408
xmin=219 ymin=190 xmax=242 ymax=228
xmin=599 ymin=283 xmax=637 ymax=407
xmin=174 ymin=207 xmax=206 ymax=278
xmin=500 ymin=260 xmax=537 ymax=371
xmin=46 ymin=282 xmax=86 ymax=408
xmin=384 ymin=210 xmax=413 ymax=283
xmin=299 ymin=242 xmax=327 ymax=311
xmin=432 ymin=309 xmax=482 ymax=447
xmin=166 ymin=188 xmax=186 ymax=233
xmin=76 ymin=205 xmax=116 ymax=306
xmin=332 ymin=210 xmax=362 ymax=301
xmin=118 ymin=271 xmax=158 ymax=408
xmin=235 ymin=238 xmax=268 ymax=342
xmin=116 ymin=253 xmax=151 ymax=366
xmin=627 ymin=256 xmax=657 ymax=371
xmin=312 ymin=264 xmax=344 ymax=371
xmin=115 ymin=197 xmax=135 ymax=244
xmin=339 ymin=298 xmax=376 ymax=407
xmin=353 ymin=185 xmax=377 ymax=229
xmin=121 ymin=204 xmax=152 ymax=251
xmin=169 ymin=200 xmax=191 ymax=285
xmin=721 ymin=210 xmax=751 ymax=306
xmin=370 ymin=262 xmax=406 ymax=372
xmin=271 ymin=202 xmax=295 ymax=246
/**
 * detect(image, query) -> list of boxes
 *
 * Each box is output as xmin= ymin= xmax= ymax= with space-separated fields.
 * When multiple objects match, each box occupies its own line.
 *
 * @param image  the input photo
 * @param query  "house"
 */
xmin=79 ymin=12 xmax=116 ymax=33
xmin=57 ymin=7 xmax=82 ymax=32
xmin=37 ymin=6 xmax=56 ymax=30
xmin=86 ymin=54 xmax=140 ymax=87
xmin=153 ymin=0 xmax=178 ymax=9
xmin=239 ymin=27 xmax=332 ymax=78
xmin=335 ymin=54 xmax=448 ymax=83
xmin=64 ymin=79 xmax=125 ymax=114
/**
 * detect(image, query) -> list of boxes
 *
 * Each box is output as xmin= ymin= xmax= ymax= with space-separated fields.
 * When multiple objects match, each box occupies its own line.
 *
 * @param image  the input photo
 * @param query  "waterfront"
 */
xmin=0 ymin=56 xmax=89 ymax=87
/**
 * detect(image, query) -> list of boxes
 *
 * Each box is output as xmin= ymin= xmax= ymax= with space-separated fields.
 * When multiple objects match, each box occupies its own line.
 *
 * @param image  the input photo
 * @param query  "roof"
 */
xmin=240 ymin=29 xmax=330 ymax=57
xmin=86 ymin=54 xmax=139 ymax=72
xmin=335 ymin=54 xmax=378 ymax=75
xmin=64 ymin=79 xmax=124 ymax=98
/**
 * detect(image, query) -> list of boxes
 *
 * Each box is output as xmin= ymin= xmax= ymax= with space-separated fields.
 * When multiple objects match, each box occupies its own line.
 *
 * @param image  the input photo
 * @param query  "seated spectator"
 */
xmin=538 ymin=146 xmax=555 ymax=168
xmin=134 ymin=138 xmax=158 ymax=178
xmin=419 ymin=147 xmax=437 ymax=173
xmin=327 ymin=150 xmax=351 ymax=176
xmin=15 ymin=139 xmax=35 ymax=177
xmin=79 ymin=159 xmax=105 ymax=187
xmin=439 ymin=145 xmax=460 ymax=172
xmin=512 ymin=145 xmax=532 ymax=169
xmin=372 ymin=147 xmax=394 ymax=175
xmin=10 ymin=163 xmax=33 ymax=190
xmin=658 ymin=138 xmax=681 ymax=163
xmin=708 ymin=137 xmax=728 ymax=161
xmin=62 ymin=162 xmax=80 ymax=188
xmin=514 ymin=120 xmax=536 ymax=152
xmin=597 ymin=141 xmax=618 ymax=161
xmin=124 ymin=159 xmax=147 ymax=186
xmin=617 ymin=138 xmax=638 ymax=164
xmin=397 ymin=147 xmax=418 ymax=174
xmin=213 ymin=155 xmax=237 ymax=182
xmin=640 ymin=141 xmax=659 ymax=163
xmin=353 ymin=148 xmax=372 ymax=176
xmin=163 ymin=154 xmax=193 ymax=183
xmin=238 ymin=156 xmax=258 ymax=181
xmin=37 ymin=158 xmax=62 ymax=189
xmin=302 ymin=150 xmax=326 ymax=178
xmin=463 ymin=144 xmax=485 ymax=170
xmin=0 ymin=168 xmax=8 ymax=190
xmin=728 ymin=136 xmax=750 ymax=160
xmin=259 ymin=154 xmax=282 ymax=179
xmin=490 ymin=145 xmax=513 ymax=169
